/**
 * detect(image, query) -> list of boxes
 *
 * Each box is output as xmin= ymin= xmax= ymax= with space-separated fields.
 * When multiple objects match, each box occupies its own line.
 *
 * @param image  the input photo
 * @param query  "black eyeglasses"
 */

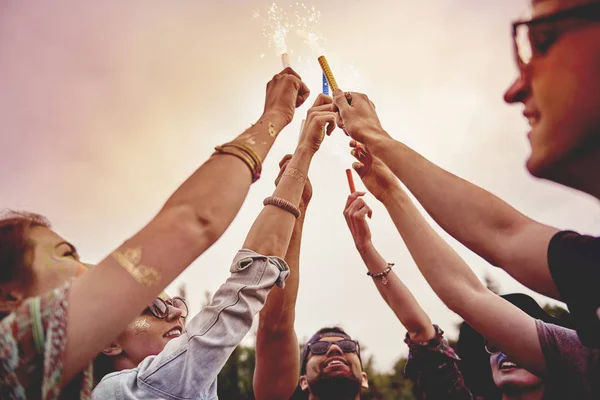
xmin=145 ymin=296 xmax=188 ymax=320
xmin=512 ymin=2 xmax=600 ymax=67
xmin=308 ymin=340 xmax=360 ymax=355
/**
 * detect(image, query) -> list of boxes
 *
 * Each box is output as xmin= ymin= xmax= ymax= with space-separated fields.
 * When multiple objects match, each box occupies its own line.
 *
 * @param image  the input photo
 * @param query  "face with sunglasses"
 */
xmin=504 ymin=0 xmax=600 ymax=183
xmin=485 ymin=339 xmax=544 ymax=391
xmin=299 ymin=336 xmax=368 ymax=397
xmin=101 ymin=295 xmax=188 ymax=367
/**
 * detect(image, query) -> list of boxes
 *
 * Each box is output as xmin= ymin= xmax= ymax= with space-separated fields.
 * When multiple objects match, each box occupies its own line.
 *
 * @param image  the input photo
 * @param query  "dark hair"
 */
xmin=93 ymin=354 xmax=115 ymax=386
xmin=456 ymin=293 xmax=572 ymax=399
xmin=0 ymin=210 xmax=51 ymax=285
xmin=300 ymin=326 xmax=357 ymax=375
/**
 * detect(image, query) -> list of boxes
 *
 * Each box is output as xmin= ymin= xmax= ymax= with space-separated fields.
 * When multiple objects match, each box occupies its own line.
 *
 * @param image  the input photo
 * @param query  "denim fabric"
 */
xmin=92 ymin=249 xmax=289 ymax=400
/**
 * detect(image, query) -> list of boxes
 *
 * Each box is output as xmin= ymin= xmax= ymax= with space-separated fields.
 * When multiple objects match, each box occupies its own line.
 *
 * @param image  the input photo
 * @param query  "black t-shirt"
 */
xmin=548 ymin=230 xmax=600 ymax=348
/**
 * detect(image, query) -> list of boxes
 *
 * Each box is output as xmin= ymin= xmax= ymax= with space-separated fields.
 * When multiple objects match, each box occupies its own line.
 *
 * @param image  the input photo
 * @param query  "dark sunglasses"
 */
xmin=512 ymin=2 xmax=600 ymax=66
xmin=145 ymin=296 xmax=188 ymax=320
xmin=308 ymin=339 xmax=360 ymax=355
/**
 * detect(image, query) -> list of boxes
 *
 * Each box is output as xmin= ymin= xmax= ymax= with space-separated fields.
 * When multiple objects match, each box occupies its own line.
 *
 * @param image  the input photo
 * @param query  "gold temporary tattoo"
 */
xmin=133 ymin=317 xmax=150 ymax=334
xmin=283 ymin=167 xmax=306 ymax=185
xmin=111 ymin=247 xmax=161 ymax=287
xmin=268 ymin=122 xmax=278 ymax=138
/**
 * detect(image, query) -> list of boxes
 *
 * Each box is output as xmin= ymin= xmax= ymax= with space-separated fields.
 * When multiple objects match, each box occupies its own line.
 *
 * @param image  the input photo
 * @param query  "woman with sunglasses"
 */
xmin=93 ymin=295 xmax=189 ymax=382
xmin=0 ymin=69 xmax=310 ymax=399
xmin=92 ymin=97 xmax=335 ymax=400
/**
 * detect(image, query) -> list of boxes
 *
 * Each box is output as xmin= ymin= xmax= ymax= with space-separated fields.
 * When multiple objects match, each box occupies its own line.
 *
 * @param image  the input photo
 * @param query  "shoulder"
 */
xmin=536 ymin=320 xmax=600 ymax=398
xmin=547 ymin=230 xmax=600 ymax=347
xmin=536 ymin=320 xmax=599 ymax=372
xmin=93 ymin=368 xmax=140 ymax=399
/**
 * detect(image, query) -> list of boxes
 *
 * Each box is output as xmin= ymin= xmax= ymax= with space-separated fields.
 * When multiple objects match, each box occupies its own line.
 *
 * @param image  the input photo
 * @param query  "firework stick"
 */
xmin=318 ymin=55 xmax=351 ymax=104
xmin=281 ymin=53 xmax=291 ymax=68
xmin=346 ymin=169 xmax=356 ymax=193
xmin=322 ymin=72 xmax=330 ymax=95
xmin=298 ymin=119 xmax=306 ymax=141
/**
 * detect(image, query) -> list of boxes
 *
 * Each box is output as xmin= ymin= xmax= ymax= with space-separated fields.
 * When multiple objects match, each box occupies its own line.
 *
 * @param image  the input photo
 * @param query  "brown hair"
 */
xmin=0 ymin=210 xmax=51 ymax=284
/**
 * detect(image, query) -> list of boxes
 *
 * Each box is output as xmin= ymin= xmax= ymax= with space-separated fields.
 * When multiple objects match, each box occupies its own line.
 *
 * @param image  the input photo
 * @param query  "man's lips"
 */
xmin=523 ymin=109 xmax=541 ymax=128
xmin=322 ymin=356 xmax=350 ymax=370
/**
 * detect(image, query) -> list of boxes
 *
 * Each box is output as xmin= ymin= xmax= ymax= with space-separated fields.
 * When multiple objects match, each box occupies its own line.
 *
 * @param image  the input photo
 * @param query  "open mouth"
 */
xmin=163 ymin=327 xmax=183 ymax=338
xmin=499 ymin=359 xmax=519 ymax=370
xmin=323 ymin=357 xmax=349 ymax=370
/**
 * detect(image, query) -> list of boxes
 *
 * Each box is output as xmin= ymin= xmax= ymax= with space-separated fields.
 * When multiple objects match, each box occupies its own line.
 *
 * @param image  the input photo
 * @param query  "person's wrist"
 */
xmin=355 ymin=239 xmax=374 ymax=254
xmin=261 ymin=110 xmax=289 ymax=130
xmin=377 ymin=183 xmax=403 ymax=204
xmin=364 ymin=129 xmax=393 ymax=155
xmin=295 ymin=142 xmax=318 ymax=157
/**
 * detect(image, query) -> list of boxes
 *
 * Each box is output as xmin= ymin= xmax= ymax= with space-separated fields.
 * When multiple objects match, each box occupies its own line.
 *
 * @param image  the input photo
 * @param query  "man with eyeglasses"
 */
xmin=334 ymin=0 xmax=600 ymax=349
xmin=327 ymin=0 xmax=600 ymax=397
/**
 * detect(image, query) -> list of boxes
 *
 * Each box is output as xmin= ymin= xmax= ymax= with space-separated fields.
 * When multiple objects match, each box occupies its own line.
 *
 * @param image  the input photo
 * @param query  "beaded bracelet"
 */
xmin=367 ymin=263 xmax=394 ymax=285
xmin=263 ymin=196 xmax=302 ymax=219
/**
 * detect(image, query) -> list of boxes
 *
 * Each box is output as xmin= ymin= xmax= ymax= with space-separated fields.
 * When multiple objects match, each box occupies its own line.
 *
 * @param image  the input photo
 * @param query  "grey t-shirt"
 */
xmin=537 ymin=320 xmax=600 ymax=399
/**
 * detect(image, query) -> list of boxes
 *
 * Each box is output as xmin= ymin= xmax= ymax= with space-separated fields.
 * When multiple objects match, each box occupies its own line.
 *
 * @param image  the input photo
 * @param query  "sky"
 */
xmin=1 ymin=0 xmax=600 ymax=372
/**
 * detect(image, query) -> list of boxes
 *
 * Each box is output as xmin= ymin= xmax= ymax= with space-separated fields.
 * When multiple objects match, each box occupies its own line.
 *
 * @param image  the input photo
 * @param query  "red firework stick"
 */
xmin=346 ymin=169 xmax=356 ymax=193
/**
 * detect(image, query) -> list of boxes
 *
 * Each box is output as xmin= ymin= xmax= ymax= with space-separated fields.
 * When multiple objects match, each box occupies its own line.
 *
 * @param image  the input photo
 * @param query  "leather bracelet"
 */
xmin=263 ymin=196 xmax=302 ymax=219
xmin=367 ymin=263 xmax=394 ymax=285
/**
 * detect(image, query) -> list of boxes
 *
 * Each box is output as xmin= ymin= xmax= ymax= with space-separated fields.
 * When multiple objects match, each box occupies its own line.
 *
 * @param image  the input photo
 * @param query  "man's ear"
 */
xmin=360 ymin=371 xmax=369 ymax=389
xmin=299 ymin=375 xmax=309 ymax=391
xmin=101 ymin=342 xmax=123 ymax=357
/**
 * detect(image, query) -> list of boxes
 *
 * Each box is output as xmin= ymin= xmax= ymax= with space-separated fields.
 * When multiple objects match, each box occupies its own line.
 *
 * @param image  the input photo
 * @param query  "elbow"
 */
xmin=157 ymin=204 xmax=222 ymax=252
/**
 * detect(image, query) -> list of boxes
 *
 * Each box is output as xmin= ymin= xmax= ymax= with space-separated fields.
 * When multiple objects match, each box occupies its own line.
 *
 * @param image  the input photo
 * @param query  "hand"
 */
xmin=298 ymin=94 xmax=336 ymax=153
xmin=343 ymin=192 xmax=373 ymax=249
xmin=275 ymin=154 xmax=312 ymax=209
xmin=350 ymin=141 xmax=400 ymax=202
xmin=263 ymin=67 xmax=311 ymax=126
xmin=332 ymin=89 xmax=391 ymax=147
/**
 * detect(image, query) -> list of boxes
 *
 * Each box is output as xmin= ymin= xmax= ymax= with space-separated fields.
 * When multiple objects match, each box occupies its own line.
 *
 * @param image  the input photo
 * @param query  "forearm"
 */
xmin=161 ymin=112 xmax=288 ymax=246
xmin=370 ymin=136 xmax=560 ymax=299
xmin=381 ymin=187 xmax=487 ymax=314
xmin=253 ymin=210 xmax=304 ymax=400
xmin=243 ymin=146 xmax=314 ymax=257
xmin=64 ymin=205 xmax=213 ymax=383
xmin=369 ymin=136 xmax=527 ymax=267
xmin=357 ymin=241 xmax=435 ymax=341
xmin=92 ymin=250 xmax=289 ymax=399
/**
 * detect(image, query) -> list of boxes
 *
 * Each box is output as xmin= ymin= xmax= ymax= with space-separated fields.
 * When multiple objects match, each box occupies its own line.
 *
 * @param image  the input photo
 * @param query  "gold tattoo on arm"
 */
xmin=268 ymin=122 xmax=278 ymax=137
xmin=111 ymin=247 xmax=161 ymax=287
xmin=283 ymin=167 xmax=306 ymax=185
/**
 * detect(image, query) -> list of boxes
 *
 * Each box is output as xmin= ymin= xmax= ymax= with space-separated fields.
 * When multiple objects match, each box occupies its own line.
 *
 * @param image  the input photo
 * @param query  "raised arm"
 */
xmin=253 ymin=156 xmax=310 ymax=400
xmin=343 ymin=190 xmax=435 ymax=342
xmin=253 ymin=95 xmax=335 ymax=400
xmin=62 ymin=68 xmax=311 ymax=384
xmin=350 ymin=148 xmax=548 ymax=378
xmin=333 ymin=89 xmax=560 ymax=300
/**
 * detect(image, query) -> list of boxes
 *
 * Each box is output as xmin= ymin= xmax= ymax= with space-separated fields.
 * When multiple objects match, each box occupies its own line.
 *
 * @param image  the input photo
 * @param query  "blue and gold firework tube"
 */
xmin=322 ymin=72 xmax=330 ymax=95
xmin=318 ymin=55 xmax=350 ymax=104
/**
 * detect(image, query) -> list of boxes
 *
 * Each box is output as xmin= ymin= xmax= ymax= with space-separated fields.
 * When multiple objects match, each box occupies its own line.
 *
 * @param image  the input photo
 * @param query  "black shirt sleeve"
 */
xmin=548 ymin=230 xmax=600 ymax=347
